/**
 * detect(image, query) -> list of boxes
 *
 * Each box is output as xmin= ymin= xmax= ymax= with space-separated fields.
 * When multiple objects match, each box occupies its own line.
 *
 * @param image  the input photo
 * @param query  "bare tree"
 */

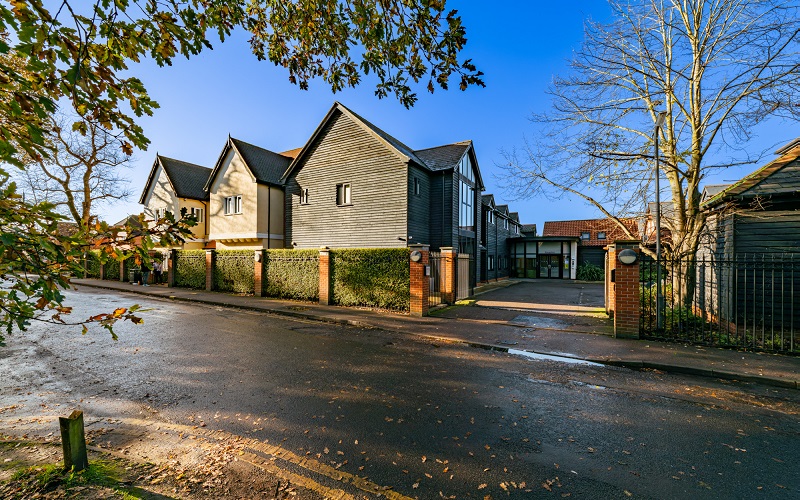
xmin=16 ymin=114 xmax=133 ymax=229
xmin=502 ymin=0 xmax=800 ymax=305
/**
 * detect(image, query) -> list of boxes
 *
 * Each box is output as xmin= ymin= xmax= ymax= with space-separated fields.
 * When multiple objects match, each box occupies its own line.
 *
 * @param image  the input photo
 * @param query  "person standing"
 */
xmin=141 ymin=260 xmax=151 ymax=286
xmin=153 ymin=259 xmax=162 ymax=285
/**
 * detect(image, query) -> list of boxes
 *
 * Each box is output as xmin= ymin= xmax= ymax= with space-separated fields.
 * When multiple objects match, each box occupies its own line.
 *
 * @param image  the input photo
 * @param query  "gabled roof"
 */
xmin=509 ymin=212 xmax=520 ymax=223
xmin=205 ymin=136 xmax=292 ymax=191
xmin=283 ymin=102 xmax=427 ymax=180
xmin=521 ymin=224 xmax=537 ymax=236
xmin=701 ymin=184 xmax=731 ymax=202
xmin=139 ymin=155 xmax=211 ymax=204
xmin=481 ymin=194 xmax=495 ymax=208
xmin=543 ymin=218 xmax=640 ymax=247
xmin=495 ymin=204 xmax=510 ymax=216
xmin=415 ymin=142 xmax=471 ymax=172
xmin=703 ymin=137 xmax=800 ymax=208
xmin=113 ymin=214 xmax=144 ymax=229
xmin=282 ymin=102 xmax=485 ymax=190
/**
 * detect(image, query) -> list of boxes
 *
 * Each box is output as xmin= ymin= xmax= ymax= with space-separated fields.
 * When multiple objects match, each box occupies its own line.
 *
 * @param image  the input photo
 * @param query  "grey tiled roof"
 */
xmin=702 ymin=184 xmax=731 ymax=198
xmin=414 ymin=142 xmax=471 ymax=171
xmin=481 ymin=194 xmax=495 ymax=205
xmin=159 ymin=156 xmax=211 ymax=200
xmin=231 ymin=138 xmax=291 ymax=186
xmin=522 ymin=224 xmax=537 ymax=235
xmin=495 ymin=204 xmax=509 ymax=215
xmin=509 ymin=212 xmax=520 ymax=223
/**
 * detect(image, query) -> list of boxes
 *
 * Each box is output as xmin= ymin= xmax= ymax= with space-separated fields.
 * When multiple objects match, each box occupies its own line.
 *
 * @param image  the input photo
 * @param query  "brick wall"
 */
xmin=409 ymin=245 xmax=430 ymax=317
xmin=609 ymin=242 xmax=641 ymax=339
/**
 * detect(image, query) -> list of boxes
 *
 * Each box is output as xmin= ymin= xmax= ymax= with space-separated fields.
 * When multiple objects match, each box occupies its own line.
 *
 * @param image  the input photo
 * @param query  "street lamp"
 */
xmin=654 ymin=111 xmax=667 ymax=330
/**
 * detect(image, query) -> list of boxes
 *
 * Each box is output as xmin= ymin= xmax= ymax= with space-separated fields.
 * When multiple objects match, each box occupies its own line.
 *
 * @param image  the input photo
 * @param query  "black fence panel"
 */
xmin=640 ymin=254 xmax=798 ymax=353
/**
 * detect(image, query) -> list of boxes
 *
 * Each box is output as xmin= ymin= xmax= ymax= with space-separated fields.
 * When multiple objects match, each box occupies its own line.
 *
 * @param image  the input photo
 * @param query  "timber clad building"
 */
xmin=140 ymin=102 xmax=525 ymax=286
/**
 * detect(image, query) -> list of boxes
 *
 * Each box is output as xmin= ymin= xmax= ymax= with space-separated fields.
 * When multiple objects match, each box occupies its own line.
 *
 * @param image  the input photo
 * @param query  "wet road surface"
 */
xmin=2 ymin=287 xmax=799 ymax=498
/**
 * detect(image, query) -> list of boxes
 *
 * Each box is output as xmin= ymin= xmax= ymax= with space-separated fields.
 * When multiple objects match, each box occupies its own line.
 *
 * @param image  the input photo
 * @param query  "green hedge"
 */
xmin=175 ymin=250 xmax=206 ymax=289
xmin=577 ymin=262 xmax=604 ymax=281
xmin=263 ymin=249 xmax=319 ymax=301
xmin=331 ymin=248 xmax=410 ymax=311
xmin=213 ymin=250 xmax=254 ymax=294
xmin=104 ymin=257 xmax=121 ymax=280
xmin=85 ymin=251 xmax=102 ymax=278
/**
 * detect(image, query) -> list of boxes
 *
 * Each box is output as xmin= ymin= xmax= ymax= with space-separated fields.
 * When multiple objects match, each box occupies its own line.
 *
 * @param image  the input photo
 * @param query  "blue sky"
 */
xmin=106 ymin=1 xmax=792 ymax=228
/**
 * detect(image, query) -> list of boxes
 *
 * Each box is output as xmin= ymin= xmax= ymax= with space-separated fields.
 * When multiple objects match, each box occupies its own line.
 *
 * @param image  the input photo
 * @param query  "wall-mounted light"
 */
xmin=410 ymin=250 xmax=422 ymax=262
xmin=618 ymin=249 xmax=638 ymax=265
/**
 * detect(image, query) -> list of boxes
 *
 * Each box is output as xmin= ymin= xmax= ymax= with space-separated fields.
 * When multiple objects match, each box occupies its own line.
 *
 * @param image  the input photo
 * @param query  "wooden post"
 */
xmin=119 ymin=259 xmax=125 ymax=282
xmin=99 ymin=263 xmax=105 ymax=280
xmin=59 ymin=410 xmax=88 ymax=471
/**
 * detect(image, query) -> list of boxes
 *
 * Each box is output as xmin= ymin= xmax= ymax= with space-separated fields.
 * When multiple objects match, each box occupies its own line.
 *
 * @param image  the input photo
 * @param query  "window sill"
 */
xmin=336 ymin=203 xmax=353 ymax=207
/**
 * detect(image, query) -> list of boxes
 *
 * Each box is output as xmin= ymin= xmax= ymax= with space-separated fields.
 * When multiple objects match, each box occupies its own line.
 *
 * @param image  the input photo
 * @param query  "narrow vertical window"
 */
xmin=300 ymin=188 xmax=309 ymax=205
xmin=191 ymin=207 xmax=204 ymax=223
xmin=224 ymin=195 xmax=243 ymax=215
xmin=414 ymin=177 xmax=420 ymax=195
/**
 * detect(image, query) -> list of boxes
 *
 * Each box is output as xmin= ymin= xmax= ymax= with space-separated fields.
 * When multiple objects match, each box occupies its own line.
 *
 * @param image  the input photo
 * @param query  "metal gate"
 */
xmin=429 ymin=252 xmax=444 ymax=307
xmin=456 ymin=253 xmax=473 ymax=300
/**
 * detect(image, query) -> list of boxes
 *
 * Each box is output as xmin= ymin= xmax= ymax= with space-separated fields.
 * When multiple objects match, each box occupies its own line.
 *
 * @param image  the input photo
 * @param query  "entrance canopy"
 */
xmin=509 ymin=236 xmax=580 ymax=279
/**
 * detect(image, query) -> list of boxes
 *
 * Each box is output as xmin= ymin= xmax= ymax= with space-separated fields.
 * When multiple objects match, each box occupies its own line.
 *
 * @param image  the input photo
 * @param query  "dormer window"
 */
xmin=581 ymin=232 xmax=590 ymax=240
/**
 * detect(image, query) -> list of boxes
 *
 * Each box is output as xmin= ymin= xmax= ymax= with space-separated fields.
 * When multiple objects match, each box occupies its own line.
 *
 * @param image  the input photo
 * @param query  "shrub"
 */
xmin=213 ymin=250 xmax=254 ymax=294
xmin=263 ymin=249 xmax=319 ymax=301
xmin=331 ymin=248 xmax=410 ymax=311
xmin=104 ymin=257 xmax=120 ymax=280
xmin=175 ymin=250 xmax=206 ymax=289
xmin=576 ymin=262 xmax=604 ymax=281
xmin=85 ymin=251 xmax=102 ymax=278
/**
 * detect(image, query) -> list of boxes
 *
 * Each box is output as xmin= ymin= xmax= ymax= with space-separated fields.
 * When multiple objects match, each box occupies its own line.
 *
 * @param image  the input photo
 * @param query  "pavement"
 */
xmin=72 ymin=278 xmax=800 ymax=390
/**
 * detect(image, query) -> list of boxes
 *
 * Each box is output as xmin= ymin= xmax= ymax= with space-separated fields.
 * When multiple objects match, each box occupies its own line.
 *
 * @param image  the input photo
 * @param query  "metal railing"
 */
xmin=640 ymin=254 xmax=798 ymax=353
xmin=429 ymin=252 xmax=444 ymax=307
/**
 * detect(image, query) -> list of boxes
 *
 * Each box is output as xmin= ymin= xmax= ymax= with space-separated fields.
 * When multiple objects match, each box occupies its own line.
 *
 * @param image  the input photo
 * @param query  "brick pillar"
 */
xmin=611 ymin=241 xmax=641 ymax=339
xmin=440 ymin=247 xmax=457 ymax=304
xmin=254 ymin=249 xmax=265 ymax=297
xmin=119 ymin=259 xmax=125 ymax=282
xmin=409 ymin=244 xmax=430 ymax=317
xmin=205 ymin=249 xmax=215 ymax=292
xmin=319 ymin=247 xmax=331 ymax=305
xmin=167 ymin=249 xmax=177 ymax=287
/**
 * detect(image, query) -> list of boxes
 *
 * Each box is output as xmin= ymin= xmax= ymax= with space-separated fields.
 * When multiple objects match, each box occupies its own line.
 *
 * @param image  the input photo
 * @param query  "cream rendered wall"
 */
xmin=208 ymin=149 xmax=259 ymax=240
xmin=269 ymin=187 xmax=285 ymax=248
xmin=143 ymin=164 xmax=179 ymax=225
xmin=178 ymin=197 xmax=209 ymax=241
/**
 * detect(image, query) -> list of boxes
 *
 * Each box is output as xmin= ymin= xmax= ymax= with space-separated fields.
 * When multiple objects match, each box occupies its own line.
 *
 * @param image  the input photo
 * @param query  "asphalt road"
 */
xmin=2 ymin=286 xmax=799 ymax=498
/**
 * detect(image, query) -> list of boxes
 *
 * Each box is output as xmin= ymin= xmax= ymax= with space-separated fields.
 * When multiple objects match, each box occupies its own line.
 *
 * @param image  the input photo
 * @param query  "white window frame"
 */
xmin=224 ymin=195 xmax=243 ymax=215
xmin=503 ymin=218 xmax=508 ymax=230
xmin=191 ymin=207 xmax=204 ymax=223
xmin=488 ymin=255 xmax=495 ymax=271
xmin=488 ymin=211 xmax=494 ymax=225
xmin=514 ymin=224 xmax=519 ymax=235
xmin=581 ymin=231 xmax=590 ymax=240
xmin=414 ymin=177 xmax=420 ymax=196
xmin=300 ymin=188 xmax=310 ymax=205
xmin=597 ymin=231 xmax=606 ymax=240
xmin=336 ymin=183 xmax=352 ymax=206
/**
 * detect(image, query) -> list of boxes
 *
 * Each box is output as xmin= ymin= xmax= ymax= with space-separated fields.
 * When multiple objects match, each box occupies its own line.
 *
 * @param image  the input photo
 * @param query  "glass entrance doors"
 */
xmin=538 ymin=255 xmax=562 ymax=278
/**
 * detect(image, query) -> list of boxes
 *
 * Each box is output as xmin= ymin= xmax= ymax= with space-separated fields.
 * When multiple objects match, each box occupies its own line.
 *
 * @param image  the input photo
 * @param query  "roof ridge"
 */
xmin=414 ymin=140 xmax=472 ymax=153
xmin=230 ymin=137 xmax=292 ymax=158
xmin=158 ymin=155 xmax=211 ymax=170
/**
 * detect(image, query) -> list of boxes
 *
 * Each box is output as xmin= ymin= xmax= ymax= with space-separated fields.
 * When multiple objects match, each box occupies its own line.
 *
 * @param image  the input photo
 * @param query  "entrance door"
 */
xmin=538 ymin=255 xmax=562 ymax=278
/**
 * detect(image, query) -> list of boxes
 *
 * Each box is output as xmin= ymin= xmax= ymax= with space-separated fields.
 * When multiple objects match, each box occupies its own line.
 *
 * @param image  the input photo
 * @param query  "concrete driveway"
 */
xmin=438 ymin=280 xmax=613 ymax=335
